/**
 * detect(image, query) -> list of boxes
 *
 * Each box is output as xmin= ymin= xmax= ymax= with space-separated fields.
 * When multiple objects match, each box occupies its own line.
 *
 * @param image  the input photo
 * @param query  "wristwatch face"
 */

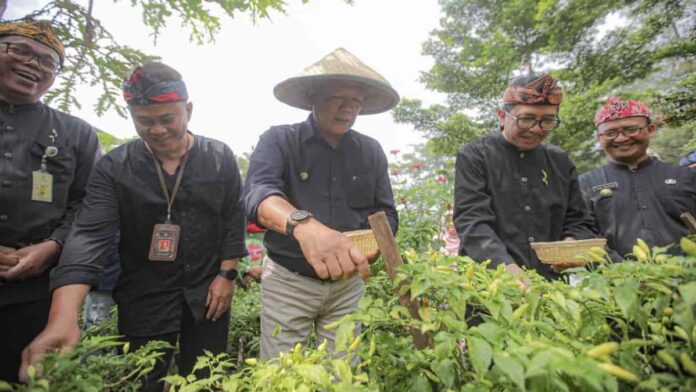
xmin=290 ymin=210 xmax=312 ymax=222
xmin=219 ymin=269 xmax=238 ymax=280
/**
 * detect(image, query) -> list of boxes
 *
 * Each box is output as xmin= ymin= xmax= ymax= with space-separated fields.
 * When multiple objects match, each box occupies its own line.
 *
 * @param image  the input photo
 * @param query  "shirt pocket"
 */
xmin=344 ymin=171 xmax=376 ymax=209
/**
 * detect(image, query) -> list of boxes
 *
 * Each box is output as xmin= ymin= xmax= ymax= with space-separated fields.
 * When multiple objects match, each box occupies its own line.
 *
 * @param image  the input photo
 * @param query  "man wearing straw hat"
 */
xmin=243 ymin=48 xmax=399 ymax=359
xmin=0 ymin=20 xmax=100 ymax=382
xmin=453 ymin=74 xmax=596 ymax=281
xmin=579 ymin=97 xmax=696 ymax=258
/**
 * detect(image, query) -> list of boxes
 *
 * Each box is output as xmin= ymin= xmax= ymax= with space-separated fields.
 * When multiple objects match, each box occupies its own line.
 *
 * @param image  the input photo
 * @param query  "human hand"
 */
xmin=206 ymin=276 xmax=235 ymax=321
xmin=505 ymin=263 xmax=531 ymax=290
xmin=0 ymin=246 xmax=19 ymax=272
xmin=294 ymin=220 xmax=369 ymax=281
xmin=19 ymin=319 xmax=80 ymax=382
xmin=0 ymin=241 xmax=60 ymax=281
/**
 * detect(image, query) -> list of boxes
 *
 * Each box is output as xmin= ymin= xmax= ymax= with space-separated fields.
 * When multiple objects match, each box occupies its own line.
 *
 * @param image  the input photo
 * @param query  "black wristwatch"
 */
xmin=218 ymin=268 xmax=238 ymax=281
xmin=286 ymin=210 xmax=313 ymax=239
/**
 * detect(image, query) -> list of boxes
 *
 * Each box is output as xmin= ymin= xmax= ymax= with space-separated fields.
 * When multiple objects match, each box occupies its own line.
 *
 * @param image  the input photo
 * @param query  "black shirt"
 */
xmin=242 ymin=115 xmax=398 ymax=279
xmin=454 ymin=134 xmax=596 ymax=279
xmin=50 ymin=135 xmax=248 ymax=336
xmin=0 ymin=102 xmax=99 ymax=306
xmin=579 ymin=158 xmax=696 ymax=257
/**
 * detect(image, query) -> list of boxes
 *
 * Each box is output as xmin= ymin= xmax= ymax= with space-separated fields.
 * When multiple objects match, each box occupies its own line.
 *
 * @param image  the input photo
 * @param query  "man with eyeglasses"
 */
xmin=0 ymin=21 xmax=100 ymax=382
xmin=454 ymin=74 xmax=596 ymax=281
xmin=579 ymin=96 xmax=696 ymax=258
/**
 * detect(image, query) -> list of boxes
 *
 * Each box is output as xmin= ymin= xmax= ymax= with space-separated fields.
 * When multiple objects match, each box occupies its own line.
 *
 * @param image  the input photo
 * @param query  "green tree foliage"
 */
xmin=6 ymin=0 xmax=351 ymax=116
xmin=394 ymin=0 xmax=696 ymax=172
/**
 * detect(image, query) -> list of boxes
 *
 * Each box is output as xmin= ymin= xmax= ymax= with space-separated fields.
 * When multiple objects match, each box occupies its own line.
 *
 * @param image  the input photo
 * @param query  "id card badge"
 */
xmin=32 ymin=170 xmax=53 ymax=203
xmin=148 ymin=223 xmax=181 ymax=261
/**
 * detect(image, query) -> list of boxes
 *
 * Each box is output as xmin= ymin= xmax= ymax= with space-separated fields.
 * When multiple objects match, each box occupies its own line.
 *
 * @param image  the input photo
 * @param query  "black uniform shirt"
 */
xmin=454 ymin=134 xmax=596 ymax=279
xmin=242 ymin=115 xmax=398 ymax=279
xmin=579 ymin=158 xmax=696 ymax=257
xmin=50 ymin=135 xmax=248 ymax=337
xmin=0 ymin=102 xmax=99 ymax=306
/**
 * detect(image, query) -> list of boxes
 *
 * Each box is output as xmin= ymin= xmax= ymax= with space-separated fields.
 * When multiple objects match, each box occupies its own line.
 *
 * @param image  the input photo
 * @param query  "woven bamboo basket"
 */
xmin=530 ymin=238 xmax=607 ymax=265
xmin=344 ymin=229 xmax=379 ymax=255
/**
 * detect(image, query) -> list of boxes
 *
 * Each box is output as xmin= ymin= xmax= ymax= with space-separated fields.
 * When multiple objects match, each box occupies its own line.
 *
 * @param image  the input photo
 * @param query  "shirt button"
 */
xmin=5 ymin=126 xmax=13 ymax=131
xmin=0 ymin=214 xmax=7 ymax=221
xmin=2 ymin=180 xmax=10 ymax=187
xmin=3 ymin=152 xmax=12 ymax=158
xmin=524 ymin=205 xmax=532 ymax=212
xmin=519 ymin=153 xmax=525 ymax=159
xmin=521 ymin=177 xmax=528 ymax=183
xmin=331 ymin=177 xmax=337 ymax=182
xmin=641 ymin=205 xmax=647 ymax=210
xmin=528 ymin=236 xmax=535 ymax=243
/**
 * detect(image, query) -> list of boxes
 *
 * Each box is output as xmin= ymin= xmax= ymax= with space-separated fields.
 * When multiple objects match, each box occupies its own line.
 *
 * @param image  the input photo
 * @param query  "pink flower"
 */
xmin=436 ymin=175 xmax=448 ymax=183
xmin=410 ymin=162 xmax=424 ymax=170
xmin=389 ymin=149 xmax=400 ymax=155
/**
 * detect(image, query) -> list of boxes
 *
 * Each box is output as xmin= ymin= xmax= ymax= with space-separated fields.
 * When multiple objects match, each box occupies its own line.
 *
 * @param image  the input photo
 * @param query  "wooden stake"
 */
xmin=368 ymin=211 xmax=432 ymax=349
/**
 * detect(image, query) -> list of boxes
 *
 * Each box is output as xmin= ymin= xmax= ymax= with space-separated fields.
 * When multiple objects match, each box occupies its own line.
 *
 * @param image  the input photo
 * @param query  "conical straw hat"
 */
xmin=274 ymin=48 xmax=400 ymax=115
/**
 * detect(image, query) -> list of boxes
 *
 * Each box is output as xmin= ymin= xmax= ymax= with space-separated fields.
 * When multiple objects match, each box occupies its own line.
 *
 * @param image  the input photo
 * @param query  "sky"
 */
xmin=7 ymin=0 xmax=445 ymax=158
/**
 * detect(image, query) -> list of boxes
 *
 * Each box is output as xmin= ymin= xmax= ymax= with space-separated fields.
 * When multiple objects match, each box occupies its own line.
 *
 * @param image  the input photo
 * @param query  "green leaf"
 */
xmin=679 ymin=282 xmax=696 ymax=307
xmin=493 ymin=352 xmax=526 ymax=391
xmin=433 ymin=358 xmax=456 ymax=387
xmin=614 ymin=280 xmax=640 ymax=317
xmin=295 ymin=364 xmax=330 ymax=386
xmin=468 ymin=336 xmax=493 ymax=376
xmin=409 ymin=374 xmax=433 ymax=392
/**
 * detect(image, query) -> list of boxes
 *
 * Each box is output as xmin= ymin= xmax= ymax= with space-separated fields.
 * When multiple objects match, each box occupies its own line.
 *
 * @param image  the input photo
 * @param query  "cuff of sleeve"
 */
xmin=221 ymin=246 xmax=249 ymax=261
xmin=50 ymin=226 xmax=70 ymax=244
xmin=49 ymin=264 xmax=102 ymax=292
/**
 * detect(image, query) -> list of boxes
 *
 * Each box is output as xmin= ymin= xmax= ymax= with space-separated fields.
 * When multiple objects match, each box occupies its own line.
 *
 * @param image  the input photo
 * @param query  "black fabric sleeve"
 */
xmin=50 ymin=124 xmax=101 ymax=243
xmin=453 ymin=144 xmax=515 ymax=267
xmin=50 ymin=158 xmax=120 ymax=291
xmin=220 ymin=146 xmax=249 ymax=260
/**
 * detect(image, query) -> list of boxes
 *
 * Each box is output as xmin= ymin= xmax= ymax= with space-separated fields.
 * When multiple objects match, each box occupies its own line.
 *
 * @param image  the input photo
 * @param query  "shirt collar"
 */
xmin=136 ymin=131 xmax=198 ymax=164
xmin=0 ymin=100 xmax=43 ymax=113
xmin=302 ymin=114 xmax=359 ymax=149
xmin=608 ymin=156 xmax=655 ymax=171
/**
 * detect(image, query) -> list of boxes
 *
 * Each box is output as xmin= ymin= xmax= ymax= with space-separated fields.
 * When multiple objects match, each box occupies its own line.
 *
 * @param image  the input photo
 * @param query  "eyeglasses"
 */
xmin=504 ymin=111 xmax=560 ymax=131
xmin=1 ymin=43 xmax=61 ymax=73
xmin=596 ymin=125 xmax=647 ymax=139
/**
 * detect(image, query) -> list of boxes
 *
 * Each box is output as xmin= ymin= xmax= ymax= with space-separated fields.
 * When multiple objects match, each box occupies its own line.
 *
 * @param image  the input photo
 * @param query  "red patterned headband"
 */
xmin=594 ymin=96 xmax=650 ymax=126
xmin=122 ymin=66 xmax=188 ymax=106
xmin=502 ymin=74 xmax=563 ymax=106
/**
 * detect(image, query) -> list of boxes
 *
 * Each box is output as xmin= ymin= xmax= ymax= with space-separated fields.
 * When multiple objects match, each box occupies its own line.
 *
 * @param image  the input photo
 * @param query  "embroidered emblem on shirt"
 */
xmin=600 ymin=188 xmax=614 ymax=198
xmin=592 ymin=182 xmax=618 ymax=193
xmin=49 ymin=129 xmax=58 ymax=143
xmin=665 ymin=179 xmax=677 ymax=185
xmin=541 ymin=170 xmax=549 ymax=186
xmin=299 ymin=171 xmax=309 ymax=181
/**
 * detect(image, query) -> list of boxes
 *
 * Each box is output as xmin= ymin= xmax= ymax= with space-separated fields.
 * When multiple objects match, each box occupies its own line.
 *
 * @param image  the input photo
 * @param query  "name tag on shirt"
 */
xmin=592 ymin=182 xmax=618 ymax=193
xmin=32 ymin=171 xmax=53 ymax=203
xmin=149 ymin=223 xmax=180 ymax=261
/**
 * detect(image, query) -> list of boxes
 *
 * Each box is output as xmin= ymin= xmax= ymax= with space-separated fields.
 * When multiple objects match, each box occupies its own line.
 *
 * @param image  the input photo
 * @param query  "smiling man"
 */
xmin=21 ymin=62 xmax=247 ymax=391
xmin=454 ymin=74 xmax=596 ymax=281
xmin=0 ymin=21 xmax=100 ymax=382
xmin=579 ymin=97 xmax=696 ymax=257
xmin=243 ymin=48 xmax=399 ymax=359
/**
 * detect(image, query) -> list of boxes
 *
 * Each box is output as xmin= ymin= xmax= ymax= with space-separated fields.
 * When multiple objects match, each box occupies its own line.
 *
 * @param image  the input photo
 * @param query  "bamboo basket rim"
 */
xmin=530 ymin=238 xmax=607 ymax=265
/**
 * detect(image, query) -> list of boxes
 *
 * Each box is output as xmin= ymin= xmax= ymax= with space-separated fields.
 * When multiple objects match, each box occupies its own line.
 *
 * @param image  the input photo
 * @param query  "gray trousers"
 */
xmin=260 ymin=257 xmax=364 ymax=359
